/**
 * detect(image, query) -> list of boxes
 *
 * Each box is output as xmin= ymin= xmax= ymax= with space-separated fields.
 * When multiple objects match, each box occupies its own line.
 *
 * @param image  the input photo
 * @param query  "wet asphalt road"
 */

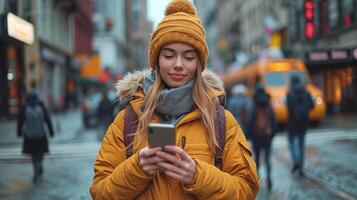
xmin=0 ymin=126 xmax=356 ymax=200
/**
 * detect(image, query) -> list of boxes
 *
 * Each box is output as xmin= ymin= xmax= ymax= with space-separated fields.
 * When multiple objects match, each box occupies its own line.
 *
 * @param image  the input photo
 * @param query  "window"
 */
xmin=264 ymin=73 xmax=286 ymax=87
xmin=342 ymin=0 xmax=354 ymax=26
xmin=319 ymin=0 xmax=330 ymax=33
xmin=328 ymin=0 xmax=339 ymax=28
xmin=264 ymin=71 xmax=307 ymax=87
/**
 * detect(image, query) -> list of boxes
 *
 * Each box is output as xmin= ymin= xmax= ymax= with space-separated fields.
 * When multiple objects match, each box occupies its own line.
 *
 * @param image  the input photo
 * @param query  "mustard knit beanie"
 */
xmin=148 ymin=0 xmax=208 ymax=71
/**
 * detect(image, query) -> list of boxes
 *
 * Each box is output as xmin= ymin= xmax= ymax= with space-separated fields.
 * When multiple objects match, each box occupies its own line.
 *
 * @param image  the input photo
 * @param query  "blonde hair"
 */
xmin=133 ymin=65 xmax=220 ymax=152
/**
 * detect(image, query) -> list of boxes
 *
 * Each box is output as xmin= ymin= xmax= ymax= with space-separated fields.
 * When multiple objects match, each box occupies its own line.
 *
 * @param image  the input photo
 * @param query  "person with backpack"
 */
xmin=17 ymin=84 xmax=54 ymax=183
xmin=90 ymin=1 xmax=259 ymax=199
xmin=248 ymin=83 xmax=277 ymax=190
xmin=227 ymin=84 xmax=251 ymax=139
xmin=287 ymin=75 xmax=314 ymax=177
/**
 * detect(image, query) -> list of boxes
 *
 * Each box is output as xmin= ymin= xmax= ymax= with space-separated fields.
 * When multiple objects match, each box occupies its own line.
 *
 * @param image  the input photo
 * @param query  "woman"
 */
xmin=17 ymin=87 xmax=54 ymax=183
xmin=90 ymin=0 xmax=259 ymax=199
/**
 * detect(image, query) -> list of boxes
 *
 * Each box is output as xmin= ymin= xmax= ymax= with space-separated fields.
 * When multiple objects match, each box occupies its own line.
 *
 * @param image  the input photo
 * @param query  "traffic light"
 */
xmin=305 ymin=22 xmax=315 ymax=39
xmin=304 ymin=0 xmax=315 ymax=39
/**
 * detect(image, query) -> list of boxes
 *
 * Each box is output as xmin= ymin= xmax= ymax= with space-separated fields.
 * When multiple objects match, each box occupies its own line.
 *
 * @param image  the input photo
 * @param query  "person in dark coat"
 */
xmin=96 ymin=90 xmax=114 ymax=140
xmin=248 ymin=83 xmax=277 ymax=190
xmin=286 ymin=75 xmax=314 ymax=177
xmin=17 ymin=90 xmax=54 ymax=183
xmin=227 ymin=84 xmax=251 ymax=138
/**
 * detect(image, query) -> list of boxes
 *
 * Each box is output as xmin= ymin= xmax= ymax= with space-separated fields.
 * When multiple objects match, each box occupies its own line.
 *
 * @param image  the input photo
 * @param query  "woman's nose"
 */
xmin=174 ymin=56 xmax=184 ymax=68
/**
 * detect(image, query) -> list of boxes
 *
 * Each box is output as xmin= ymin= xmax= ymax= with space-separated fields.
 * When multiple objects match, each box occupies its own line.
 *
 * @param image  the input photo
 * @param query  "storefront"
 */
xmin=305 ymin=48 xmax=357 ymax=113
xmin=0 ymin=12 xmax=34 ymax=118
xmin=39 ymin=42 xmax=69 ymax=111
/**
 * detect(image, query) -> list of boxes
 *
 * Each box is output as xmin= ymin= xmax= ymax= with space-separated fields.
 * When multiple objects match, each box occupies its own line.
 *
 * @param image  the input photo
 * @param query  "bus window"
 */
xmin=264 ymin=72 xmax=286 ymax=86
xmin=264 ymin=71 xmax=307 ymax=87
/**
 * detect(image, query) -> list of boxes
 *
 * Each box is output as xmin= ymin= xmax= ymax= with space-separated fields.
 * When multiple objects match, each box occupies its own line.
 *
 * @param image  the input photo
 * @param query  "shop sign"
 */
xmin=330 ymin=50 xmax=349 ymax=60
xmin=307 ymin=49 xmax=352 ymax=63
xmin=6 ymin=12 xmax=34 ymax=45
xmin=308 ymin=51 xmax=329 ymax=61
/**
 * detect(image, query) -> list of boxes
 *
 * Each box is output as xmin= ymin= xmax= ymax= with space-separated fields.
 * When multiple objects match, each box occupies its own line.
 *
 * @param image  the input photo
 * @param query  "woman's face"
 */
xmin=158 ymin=42 xmax=198 ymax=88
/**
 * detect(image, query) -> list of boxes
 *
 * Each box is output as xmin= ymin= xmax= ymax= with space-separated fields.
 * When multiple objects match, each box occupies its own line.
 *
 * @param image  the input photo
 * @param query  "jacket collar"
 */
xmin=130 ymin=96 xmax=202 ymax=126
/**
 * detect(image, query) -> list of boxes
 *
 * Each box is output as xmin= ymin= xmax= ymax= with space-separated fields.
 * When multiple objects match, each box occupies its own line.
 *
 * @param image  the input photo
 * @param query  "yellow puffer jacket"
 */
xmin=90 ymin=70 xmax=260 ymax=200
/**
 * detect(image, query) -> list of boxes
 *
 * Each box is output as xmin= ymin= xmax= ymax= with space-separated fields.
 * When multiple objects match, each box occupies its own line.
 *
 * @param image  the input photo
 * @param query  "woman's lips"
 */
xmin=170 ymin=74 xmax=186 ymax=81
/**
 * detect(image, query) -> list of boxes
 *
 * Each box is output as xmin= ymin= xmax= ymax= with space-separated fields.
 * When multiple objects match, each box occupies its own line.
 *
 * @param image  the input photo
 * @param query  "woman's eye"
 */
xmin=185 ymin=57 xmax=195 ymax=60
xmin=164 ymin=55 xmax=174 ymax=59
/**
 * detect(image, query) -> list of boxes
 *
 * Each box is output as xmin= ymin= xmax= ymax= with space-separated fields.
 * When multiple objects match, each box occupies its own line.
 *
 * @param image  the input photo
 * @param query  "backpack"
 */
xmin=290 ymin=92 xmax=312 ymax=122
xmin=124 ymin=104 xmax=226 ymax=170
xmin=253 ymin=106 xmax=272 ymax=139
xmin=24 ymin=104 xmax=46 ymax=139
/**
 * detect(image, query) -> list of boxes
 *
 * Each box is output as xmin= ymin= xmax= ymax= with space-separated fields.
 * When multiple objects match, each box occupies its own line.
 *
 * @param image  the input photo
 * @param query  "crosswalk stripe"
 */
xmin=273 ymin=129 xmax=357 ymax=148
xmin=1 ymin=129 xmax=356 ymax=160
xmin=0 ymin=142 xmax=101 ymax=162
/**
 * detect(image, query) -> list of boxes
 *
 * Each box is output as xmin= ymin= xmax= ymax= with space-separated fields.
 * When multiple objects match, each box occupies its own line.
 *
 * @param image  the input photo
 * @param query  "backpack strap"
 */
xmin=124 ymin=104 xmax=139 ymax=158
xmin=214 ymin=105 xmax=226 ymax=170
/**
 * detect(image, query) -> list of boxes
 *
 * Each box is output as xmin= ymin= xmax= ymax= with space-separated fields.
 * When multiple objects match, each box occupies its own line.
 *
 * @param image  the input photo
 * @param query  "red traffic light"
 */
xmin=305 ymin=22 xmax=315 ymax=39
xmin=304 ymin=1 xmax=314 ymax=10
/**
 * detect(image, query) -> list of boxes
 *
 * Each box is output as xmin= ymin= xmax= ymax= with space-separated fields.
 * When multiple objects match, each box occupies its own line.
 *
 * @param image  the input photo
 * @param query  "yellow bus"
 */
xmin=221 ymin=59 xmax=326 ymax=124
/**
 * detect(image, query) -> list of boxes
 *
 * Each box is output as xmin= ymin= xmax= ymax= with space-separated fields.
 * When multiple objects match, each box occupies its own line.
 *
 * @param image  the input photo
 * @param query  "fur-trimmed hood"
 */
xmin=115 ymin=69 xmax=225 ymax=103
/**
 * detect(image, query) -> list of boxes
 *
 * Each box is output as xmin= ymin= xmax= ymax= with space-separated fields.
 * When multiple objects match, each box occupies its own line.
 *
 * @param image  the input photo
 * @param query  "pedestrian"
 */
xmin=227 ymin=84 xmax=251 ymax=139
xmin=248 ymin=83 xmax=277 ymax=190
xmin=90 ymin=0 xmax=260 ymax=199
xmin=286 ymin=75 xmax=314 ymax=177
xmin=17 ymin=82 xmax=54 ymax=183
xmin=96 ymin=90 xmax=114 ymax=141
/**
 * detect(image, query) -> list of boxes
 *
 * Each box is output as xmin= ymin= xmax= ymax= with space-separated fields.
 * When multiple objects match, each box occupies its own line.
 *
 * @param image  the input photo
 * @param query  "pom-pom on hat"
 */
xmin=148 ymin=0 xmax=208 ymax=71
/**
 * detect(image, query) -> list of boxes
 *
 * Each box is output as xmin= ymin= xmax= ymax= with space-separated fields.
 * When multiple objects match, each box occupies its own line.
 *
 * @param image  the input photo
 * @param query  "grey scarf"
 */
xmin=143 ymin=71 xmax=194 ymax=118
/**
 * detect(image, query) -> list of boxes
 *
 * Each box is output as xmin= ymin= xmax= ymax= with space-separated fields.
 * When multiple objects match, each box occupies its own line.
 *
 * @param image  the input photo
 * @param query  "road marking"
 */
xmin=0 ymin=142 xmax=101 ymax=163
xmin=273 ymin=129 xmax=357 ymax=148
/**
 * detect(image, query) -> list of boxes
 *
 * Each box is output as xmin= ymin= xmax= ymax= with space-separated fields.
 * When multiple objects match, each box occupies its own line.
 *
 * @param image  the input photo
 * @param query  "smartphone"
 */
xmin=147 ymin=123 xmax=175 ymax=148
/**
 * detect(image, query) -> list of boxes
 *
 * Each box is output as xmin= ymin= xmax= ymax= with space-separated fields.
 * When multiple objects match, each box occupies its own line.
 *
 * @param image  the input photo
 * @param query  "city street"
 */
xmin=0 ymin=116 xmax=356 ymax=200
xmin=257 ymin=128 xmax=357 ymax=200
xmin=1 ymin=0 xmax=357 ymax=199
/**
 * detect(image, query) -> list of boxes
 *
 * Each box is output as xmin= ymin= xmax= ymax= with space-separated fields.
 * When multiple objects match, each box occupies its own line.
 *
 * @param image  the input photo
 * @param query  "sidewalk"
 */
xmin=320 ymin=113 xmax=357 ymax=129
xmin=0 ymin=108 xmax=83 ymax=146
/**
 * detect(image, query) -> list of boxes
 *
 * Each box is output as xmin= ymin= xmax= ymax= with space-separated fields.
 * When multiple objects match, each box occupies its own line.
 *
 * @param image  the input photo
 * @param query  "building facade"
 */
xmin=288 ymin=0 xmax=357 ymax=113
xmin=125 ymin=0 xmax=152 ymax=71
xmin=35 ymin=0 xmax=78 ymax=111
xmin=196 ymin=0 xmax=288 ymax=69
xmin=0 ymin=0 xmax=34 ymax=118
xmin=72 ymin=0 xmax=93 ymax=107
xmin=0 ymin=0 xmax=84 ymax=117
xmin=92 ymin=0 xmax=127 ymax=75
xmin=195 ymin=0 xmax=222 ymax=70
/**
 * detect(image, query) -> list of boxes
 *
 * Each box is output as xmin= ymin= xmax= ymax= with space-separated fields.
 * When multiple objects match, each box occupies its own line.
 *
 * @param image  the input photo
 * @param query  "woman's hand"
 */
xmin=156 ymin=145 xmax=196 ymax=185
xmin=138 ymin=147 xmax=165 ymax=176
